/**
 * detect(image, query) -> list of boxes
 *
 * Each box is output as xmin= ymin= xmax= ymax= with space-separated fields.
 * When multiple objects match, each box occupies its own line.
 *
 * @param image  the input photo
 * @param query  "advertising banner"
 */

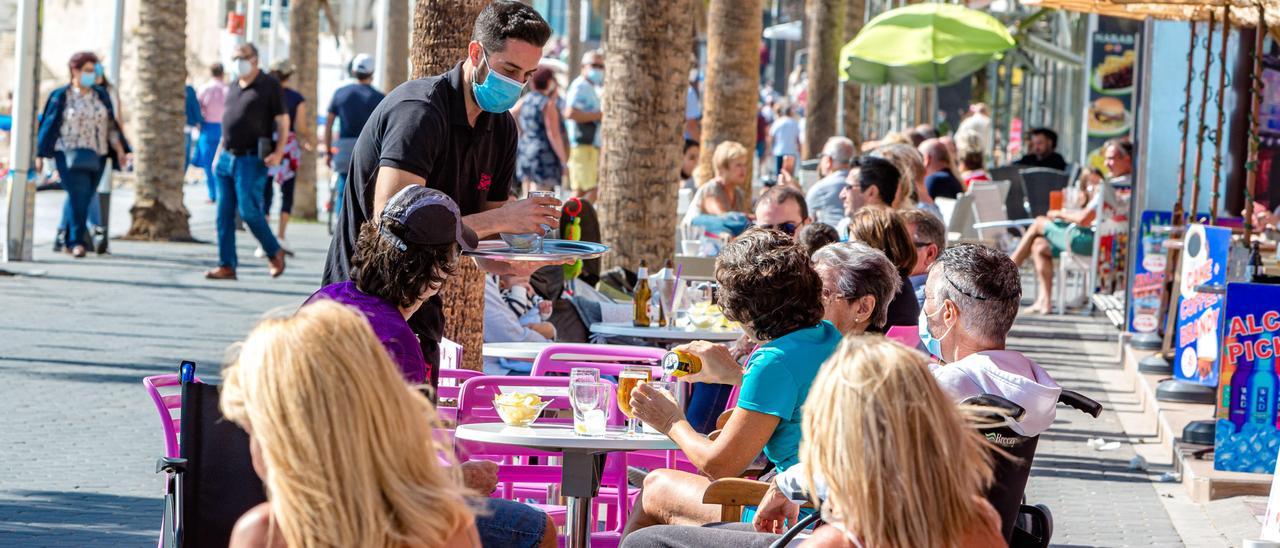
xmin=1083 ymin=17 xmax=1143 ymax=176
xmin=1214 ymin=282 xmax=1280 ymax=473
xmin=1128 ymin=211 xmax=1173 ymax=334
xmin=1173 ymin=223 xmax=1231 ymax=386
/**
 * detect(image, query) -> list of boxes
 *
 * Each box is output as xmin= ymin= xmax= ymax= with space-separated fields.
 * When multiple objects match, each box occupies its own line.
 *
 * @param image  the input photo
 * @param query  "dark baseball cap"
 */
xmin=379 ymin=186 xmax=478 ymax=252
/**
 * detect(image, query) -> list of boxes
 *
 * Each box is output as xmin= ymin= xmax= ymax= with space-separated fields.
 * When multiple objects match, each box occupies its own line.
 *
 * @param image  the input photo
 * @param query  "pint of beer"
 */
xmin=618 ymin=368 xmax=651 ymax=420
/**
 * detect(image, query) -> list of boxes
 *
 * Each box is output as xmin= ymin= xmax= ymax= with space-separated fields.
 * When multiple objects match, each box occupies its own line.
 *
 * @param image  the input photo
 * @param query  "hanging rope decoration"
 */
xmin=1244 ymin=1 xmax=1267 ymax=247
xmin=1190 ymin=10 xmax=1217 ymax=223
xmin=1209 ymin=5 xmax=1232 ymax=225
xmin=1174 ymin=20 xmax=1199 ymax=226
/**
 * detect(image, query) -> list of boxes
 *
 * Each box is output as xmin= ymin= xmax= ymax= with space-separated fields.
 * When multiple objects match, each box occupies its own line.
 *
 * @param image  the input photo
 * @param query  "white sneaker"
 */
xmin=254 ymin=246 xmax=266 ymax=258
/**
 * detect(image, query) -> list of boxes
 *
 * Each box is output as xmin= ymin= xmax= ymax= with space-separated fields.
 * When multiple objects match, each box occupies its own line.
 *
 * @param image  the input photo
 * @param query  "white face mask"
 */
xmin=235 ymin=59 xmax=253 ymax=79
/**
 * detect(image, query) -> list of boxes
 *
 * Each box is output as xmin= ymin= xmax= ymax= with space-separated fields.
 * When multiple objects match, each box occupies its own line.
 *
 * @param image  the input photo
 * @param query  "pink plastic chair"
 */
xmin=885 ymin=325 xmax=921 ymax=348
xmin=455 ymin=375 xmax=631 ymax=546
xmin=143 ymin=374 xmax=201 ymax=458
xmin=436 ymin=368 xmax=482 ymax=424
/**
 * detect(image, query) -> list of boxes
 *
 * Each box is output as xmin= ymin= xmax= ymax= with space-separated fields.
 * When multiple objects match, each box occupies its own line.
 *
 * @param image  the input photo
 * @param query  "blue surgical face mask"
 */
xmin=472 ymin=50 xmax=524 ymax=113
xmin=586 ymin=67 xmax=604 ymax=85
xmin=918 ymin=300 xmax=953 ymax=362
xmin=79 ymin=71 xmax=96 ymax=88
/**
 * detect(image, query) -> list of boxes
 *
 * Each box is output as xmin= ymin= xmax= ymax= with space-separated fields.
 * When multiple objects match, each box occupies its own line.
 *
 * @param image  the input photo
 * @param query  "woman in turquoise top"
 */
xmin=623 ymin=229 xmax=842 ymax=536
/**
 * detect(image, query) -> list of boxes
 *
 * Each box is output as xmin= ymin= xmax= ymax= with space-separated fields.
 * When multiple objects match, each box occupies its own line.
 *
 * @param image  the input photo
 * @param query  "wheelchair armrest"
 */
xmin=1058 ymin=389 xmax=1103 ymax=418
xmin=156 ymin=457 xmax=187 ymax=475
xmin=961 ymin=394 xmax=1026 ymax=422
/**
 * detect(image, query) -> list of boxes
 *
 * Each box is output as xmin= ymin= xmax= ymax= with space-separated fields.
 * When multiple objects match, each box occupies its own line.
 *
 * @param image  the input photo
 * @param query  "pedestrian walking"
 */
xmin=324 ymin=53 xmax=384 ymax=216
xmin=183 ymin=83 xmax=202 ymax=176
xmin=259 ymin=58 xmax=308 ymax=257
xmin=564 ymin=49 xmax=604 ymax=201
xmin=514 ymin=66 xmax=566 ymax=195
xmin=51 ymin=67 xmax=130 ymax=253
xmin=196 ymin=63 xmax=228 ymax=203
xmin=205 ymin=43 xmax=287 ymax=280
xmin=37 ymin=51 xmax=127 ymax=258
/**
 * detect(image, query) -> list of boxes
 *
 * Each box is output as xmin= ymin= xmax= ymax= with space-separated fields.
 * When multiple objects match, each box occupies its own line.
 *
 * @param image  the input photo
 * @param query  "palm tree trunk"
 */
xmin=842 ymin=0 xmax=865 ymax=149
xmin=598 ymin=0 xmax=691 ymax=269
xmin=410 ymin=0 xmax=487 ymax=371
xmin=126 ymin=0 xmax=192 ymax=241
xmin=382 ymin=0 xmax=410 ymax=91
xmin=567 ymin=0 xmax=582 ymax=80
xmin=289 ymin=0 xmax=319 ymax=221
xmin=804 ymin=0 xmax=843 ymax=159
xmin=694 ymin=0 xmax=762 ymax=205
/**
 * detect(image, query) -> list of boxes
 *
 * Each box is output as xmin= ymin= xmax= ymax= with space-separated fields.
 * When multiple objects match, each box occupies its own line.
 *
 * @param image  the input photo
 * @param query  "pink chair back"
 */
xmin=885 ymin=325 xmax=920 ymax=348
xmin=530 ymin=343 xmax=665 ymax=379
xmin=143 ymin=374 xmax=198 ymax=458
xmin=436 ymin=368 xmax=483 ymax=424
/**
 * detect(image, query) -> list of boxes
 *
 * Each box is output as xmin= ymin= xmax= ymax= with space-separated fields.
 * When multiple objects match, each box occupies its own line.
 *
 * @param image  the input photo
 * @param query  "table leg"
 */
xmin=561 ymin=451 xmax=606 ymax=548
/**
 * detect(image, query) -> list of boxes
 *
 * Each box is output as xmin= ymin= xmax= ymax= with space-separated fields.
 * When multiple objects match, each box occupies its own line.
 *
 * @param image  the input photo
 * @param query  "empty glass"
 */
xmin=570 ymin=381 xmax=609 ymax=436
xmin=641 ymin=380 xmax=675 ymax=434
xmin=500 ymin=190 xmax=560 ymax=252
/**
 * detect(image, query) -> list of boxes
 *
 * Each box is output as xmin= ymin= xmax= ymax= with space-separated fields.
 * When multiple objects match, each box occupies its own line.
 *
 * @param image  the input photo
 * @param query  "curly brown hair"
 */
xmin=714 ymin=228 xmax=825 ymax=341
xmin=846 ymin=207 xmax=917 ymax=276
xmin=350 ymin=220 xmax=460 ymax=309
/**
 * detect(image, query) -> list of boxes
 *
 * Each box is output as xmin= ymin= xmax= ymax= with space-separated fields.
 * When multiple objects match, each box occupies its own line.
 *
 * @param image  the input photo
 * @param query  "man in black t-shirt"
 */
xmin=206 ymin=43 xmax=289 ymax=280
xmin=324 ymin=53 xmax=386 ymax=216
xmin=1014 ymin=127 xmax=1069 ymax=171
xmin=323 ymin=1 xmax=561 ymax=380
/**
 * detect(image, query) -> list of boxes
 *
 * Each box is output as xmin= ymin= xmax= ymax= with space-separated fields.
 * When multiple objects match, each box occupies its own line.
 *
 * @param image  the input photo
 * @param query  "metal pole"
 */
xmin=268 ymin=0 xmax=283 ymax=64
xmin=95 ymin=0 xmax=125 ymax=254
xmin=1209 ymin=6 xmax=1231 ymax=225
xmin=1173 ymin=21 xmax=1197 ymax=226
xmin=1244 ymin=4 xmax=1266 ymax=247
xmin=247 ymin=0 xmax=262 ymax=47
xmin=375 ymin=0 xmax=389 ymax=87
xmin=4 ymin=0 xmax=40 ymax=263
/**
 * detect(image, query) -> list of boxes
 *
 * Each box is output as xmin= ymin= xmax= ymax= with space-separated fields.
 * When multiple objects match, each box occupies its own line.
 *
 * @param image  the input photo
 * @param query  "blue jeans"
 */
xmin=476 ymin=498 xmax=548 ymax=548
xmin=214 ymin=152 xmax=280 ymax=269
xmin=333 ymin=172 xmax=347 ymax=216
xmin=196 ymin=123 xmax=222 ymax=201
xmin=58 ymin=182 xmax=103 ymax=237
xmin=53 ymin=152 xmax=103 ymax=249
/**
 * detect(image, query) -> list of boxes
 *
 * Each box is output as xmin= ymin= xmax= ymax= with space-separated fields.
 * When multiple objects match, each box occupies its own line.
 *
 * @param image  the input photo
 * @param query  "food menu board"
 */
xmin=1083 ymin=17 xmax=1143 ymax=176
xmin=1129 ymin=211 xmax=1173 ymax=335
xmin=1214 ymin=282 xmax=1280 ymax=474
xmin=1174 ymin=223 xmax=1231 ymax=387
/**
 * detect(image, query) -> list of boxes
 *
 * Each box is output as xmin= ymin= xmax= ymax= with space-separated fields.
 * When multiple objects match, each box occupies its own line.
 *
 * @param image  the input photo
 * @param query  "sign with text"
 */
xmin=1128 ymin=211 xmax=1173 ymax=334
xmin=1214 ymin=282 xmax=1280 ymax=473
xmin=1173 ymin=224 xmax=1230 ymax=386
xmin=1082 ymin=17 xmax=1142 ymax=176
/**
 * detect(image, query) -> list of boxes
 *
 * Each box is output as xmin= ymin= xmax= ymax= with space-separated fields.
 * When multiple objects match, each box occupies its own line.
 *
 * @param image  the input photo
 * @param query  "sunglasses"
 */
xmin=758 ymin=222 xmax=798 ymax=236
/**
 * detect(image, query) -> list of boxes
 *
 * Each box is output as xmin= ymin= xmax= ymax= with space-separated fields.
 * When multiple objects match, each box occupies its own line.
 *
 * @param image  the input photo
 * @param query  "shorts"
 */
xmin=568 ymin=145 xmax=599 ymax=192
xmin=1043 ymin=219 xmax=1094 ymax=257
xmin=475 ymin=498 xmax=549 ymax=548
xmin=263 ymin=175 xmax=296 ymax=215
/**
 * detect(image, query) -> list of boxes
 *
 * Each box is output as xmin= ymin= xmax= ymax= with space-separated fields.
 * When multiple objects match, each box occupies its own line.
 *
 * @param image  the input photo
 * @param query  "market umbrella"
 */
xmin=840 ymin=3 xmax=1015 ymax=86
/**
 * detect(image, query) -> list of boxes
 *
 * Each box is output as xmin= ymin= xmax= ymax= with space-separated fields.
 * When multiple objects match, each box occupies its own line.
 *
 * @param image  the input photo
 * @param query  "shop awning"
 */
xmin=1021 ymin=0 xmax=1280 ymax=29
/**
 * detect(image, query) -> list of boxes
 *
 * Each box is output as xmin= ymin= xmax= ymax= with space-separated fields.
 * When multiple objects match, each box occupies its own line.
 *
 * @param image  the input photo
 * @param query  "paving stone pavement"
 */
xmin=1015 ymin=313 xmax=1185 ymax=547
xmin=0 ymin=184 xmax=1192 ymax=546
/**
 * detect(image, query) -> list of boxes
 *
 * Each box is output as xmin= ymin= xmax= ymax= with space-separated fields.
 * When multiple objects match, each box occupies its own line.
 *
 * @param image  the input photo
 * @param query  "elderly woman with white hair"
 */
xmin=810 ymin=242 xmax=901 ymax=336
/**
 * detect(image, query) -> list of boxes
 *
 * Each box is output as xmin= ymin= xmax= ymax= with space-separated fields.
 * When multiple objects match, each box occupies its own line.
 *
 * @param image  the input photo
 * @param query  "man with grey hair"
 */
xmin=900 ymin=208 xmax=946 ymax=308
xmin=811 ymin=242 xmax=900 ymax=335
xmin=805 ymin=136 xmax=855 ymax=224
xmin=921 ymin=243 xmax=1061 ymax=436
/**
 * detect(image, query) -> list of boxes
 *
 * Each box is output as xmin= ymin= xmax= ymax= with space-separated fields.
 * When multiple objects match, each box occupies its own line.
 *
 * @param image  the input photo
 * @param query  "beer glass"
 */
xmin=641 ymin=380 xmax=675 ymax=434
xmin=618 ymin=365 xmax=652 ymax=436
xmin=570 ymin=381 xmax=609 ymax=436
xmin=569 ymin=368 xmax=602 ymax=435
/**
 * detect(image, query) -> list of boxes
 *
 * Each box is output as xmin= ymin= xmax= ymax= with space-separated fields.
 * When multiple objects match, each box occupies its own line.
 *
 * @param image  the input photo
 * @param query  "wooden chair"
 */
xmin=701 ymin=478 xmax=773 ymax=522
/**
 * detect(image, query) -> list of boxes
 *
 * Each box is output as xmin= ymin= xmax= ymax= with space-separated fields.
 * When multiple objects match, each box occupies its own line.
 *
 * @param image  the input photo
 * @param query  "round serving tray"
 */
xmin=463 ymin=239 xmax=610 ymax=261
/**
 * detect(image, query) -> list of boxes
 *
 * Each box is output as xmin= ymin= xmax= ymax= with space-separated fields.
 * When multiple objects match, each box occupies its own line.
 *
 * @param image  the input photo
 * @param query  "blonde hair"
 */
xmin=220 ymin=301 xmax=475 ymax=548
xmin=874 ymin=143 xmax=925 ymax=208
xmin=712 ymin=140 xmax=750 ymax=175
xmin=801 ymin=336 xmax=994 ymax=548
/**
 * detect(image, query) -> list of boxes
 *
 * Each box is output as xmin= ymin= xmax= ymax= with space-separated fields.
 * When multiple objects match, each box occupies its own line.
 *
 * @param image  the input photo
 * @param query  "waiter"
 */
xmin=324 ymin=1 xmax=560 ymax=385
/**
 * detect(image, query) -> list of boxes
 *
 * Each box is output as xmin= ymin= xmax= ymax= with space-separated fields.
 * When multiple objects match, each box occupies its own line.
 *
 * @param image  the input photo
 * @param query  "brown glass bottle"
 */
xmin=633 ymin=261 xmax=652 ymax=327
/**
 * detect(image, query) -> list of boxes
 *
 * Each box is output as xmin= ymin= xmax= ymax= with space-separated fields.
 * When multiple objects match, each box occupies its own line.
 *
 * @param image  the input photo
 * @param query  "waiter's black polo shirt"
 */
xmin=221 ymin=71 xmax=285 ymax=152
xmin=322 ymin=62 xmax=517 ymax=384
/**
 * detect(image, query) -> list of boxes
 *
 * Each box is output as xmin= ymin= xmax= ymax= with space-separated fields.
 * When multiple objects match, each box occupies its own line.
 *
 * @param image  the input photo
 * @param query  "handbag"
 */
xmin=66 ymin=148 xmax=100 ymax=172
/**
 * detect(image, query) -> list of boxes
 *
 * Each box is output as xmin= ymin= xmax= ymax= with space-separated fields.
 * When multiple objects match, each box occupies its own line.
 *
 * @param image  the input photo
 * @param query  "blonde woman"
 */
xmin=682 ymin=140 xmax=751 ymax=236
xmin=620 ymin=337 xmax=1005 ymax=548
xmin=221 ymin=301 xmax=481 ymax=548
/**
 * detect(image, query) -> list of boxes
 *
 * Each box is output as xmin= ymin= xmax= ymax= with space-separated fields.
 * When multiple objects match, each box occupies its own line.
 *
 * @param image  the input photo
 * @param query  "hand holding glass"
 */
xmin=618 ymin=366 xmax=652 ymax=436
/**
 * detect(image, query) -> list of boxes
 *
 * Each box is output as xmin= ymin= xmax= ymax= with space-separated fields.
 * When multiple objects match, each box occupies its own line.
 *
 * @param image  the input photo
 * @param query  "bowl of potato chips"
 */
xmin=493 ymin=392 xmax=553 ymax=427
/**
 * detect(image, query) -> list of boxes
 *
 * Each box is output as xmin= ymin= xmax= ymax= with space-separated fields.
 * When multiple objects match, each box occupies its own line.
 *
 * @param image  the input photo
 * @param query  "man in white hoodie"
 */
xmin=919 ymin=243 xmax=1062 ymax=436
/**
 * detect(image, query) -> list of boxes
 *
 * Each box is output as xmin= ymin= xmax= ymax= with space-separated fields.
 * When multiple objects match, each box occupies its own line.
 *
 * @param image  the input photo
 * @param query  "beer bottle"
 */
xmin=1248 ymin=242 xmax=1264 ymax=282
xmin=634 ymin=260 xmax=652 ymax=327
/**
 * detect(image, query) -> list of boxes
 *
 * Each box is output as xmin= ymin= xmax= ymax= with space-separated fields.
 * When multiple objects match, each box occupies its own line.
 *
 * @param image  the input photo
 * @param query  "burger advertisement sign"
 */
xmin=1083 ymin=18 xmax=1142 ymax=176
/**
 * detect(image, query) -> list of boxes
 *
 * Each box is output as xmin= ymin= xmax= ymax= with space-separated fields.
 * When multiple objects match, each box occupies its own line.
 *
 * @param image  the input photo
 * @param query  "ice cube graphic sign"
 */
xmin=1173 ymin=224 xmax=1230 ymax=387
xmin=1215 ymin=282 xmax=1280 ymax=473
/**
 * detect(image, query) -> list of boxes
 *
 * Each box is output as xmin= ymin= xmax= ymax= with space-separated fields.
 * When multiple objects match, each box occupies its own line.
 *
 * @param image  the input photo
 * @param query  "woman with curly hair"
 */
xmin=306 ymin=185 xmax=475 ymax=384
xmin=622 ymin=228 xmax=842 ymax=536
